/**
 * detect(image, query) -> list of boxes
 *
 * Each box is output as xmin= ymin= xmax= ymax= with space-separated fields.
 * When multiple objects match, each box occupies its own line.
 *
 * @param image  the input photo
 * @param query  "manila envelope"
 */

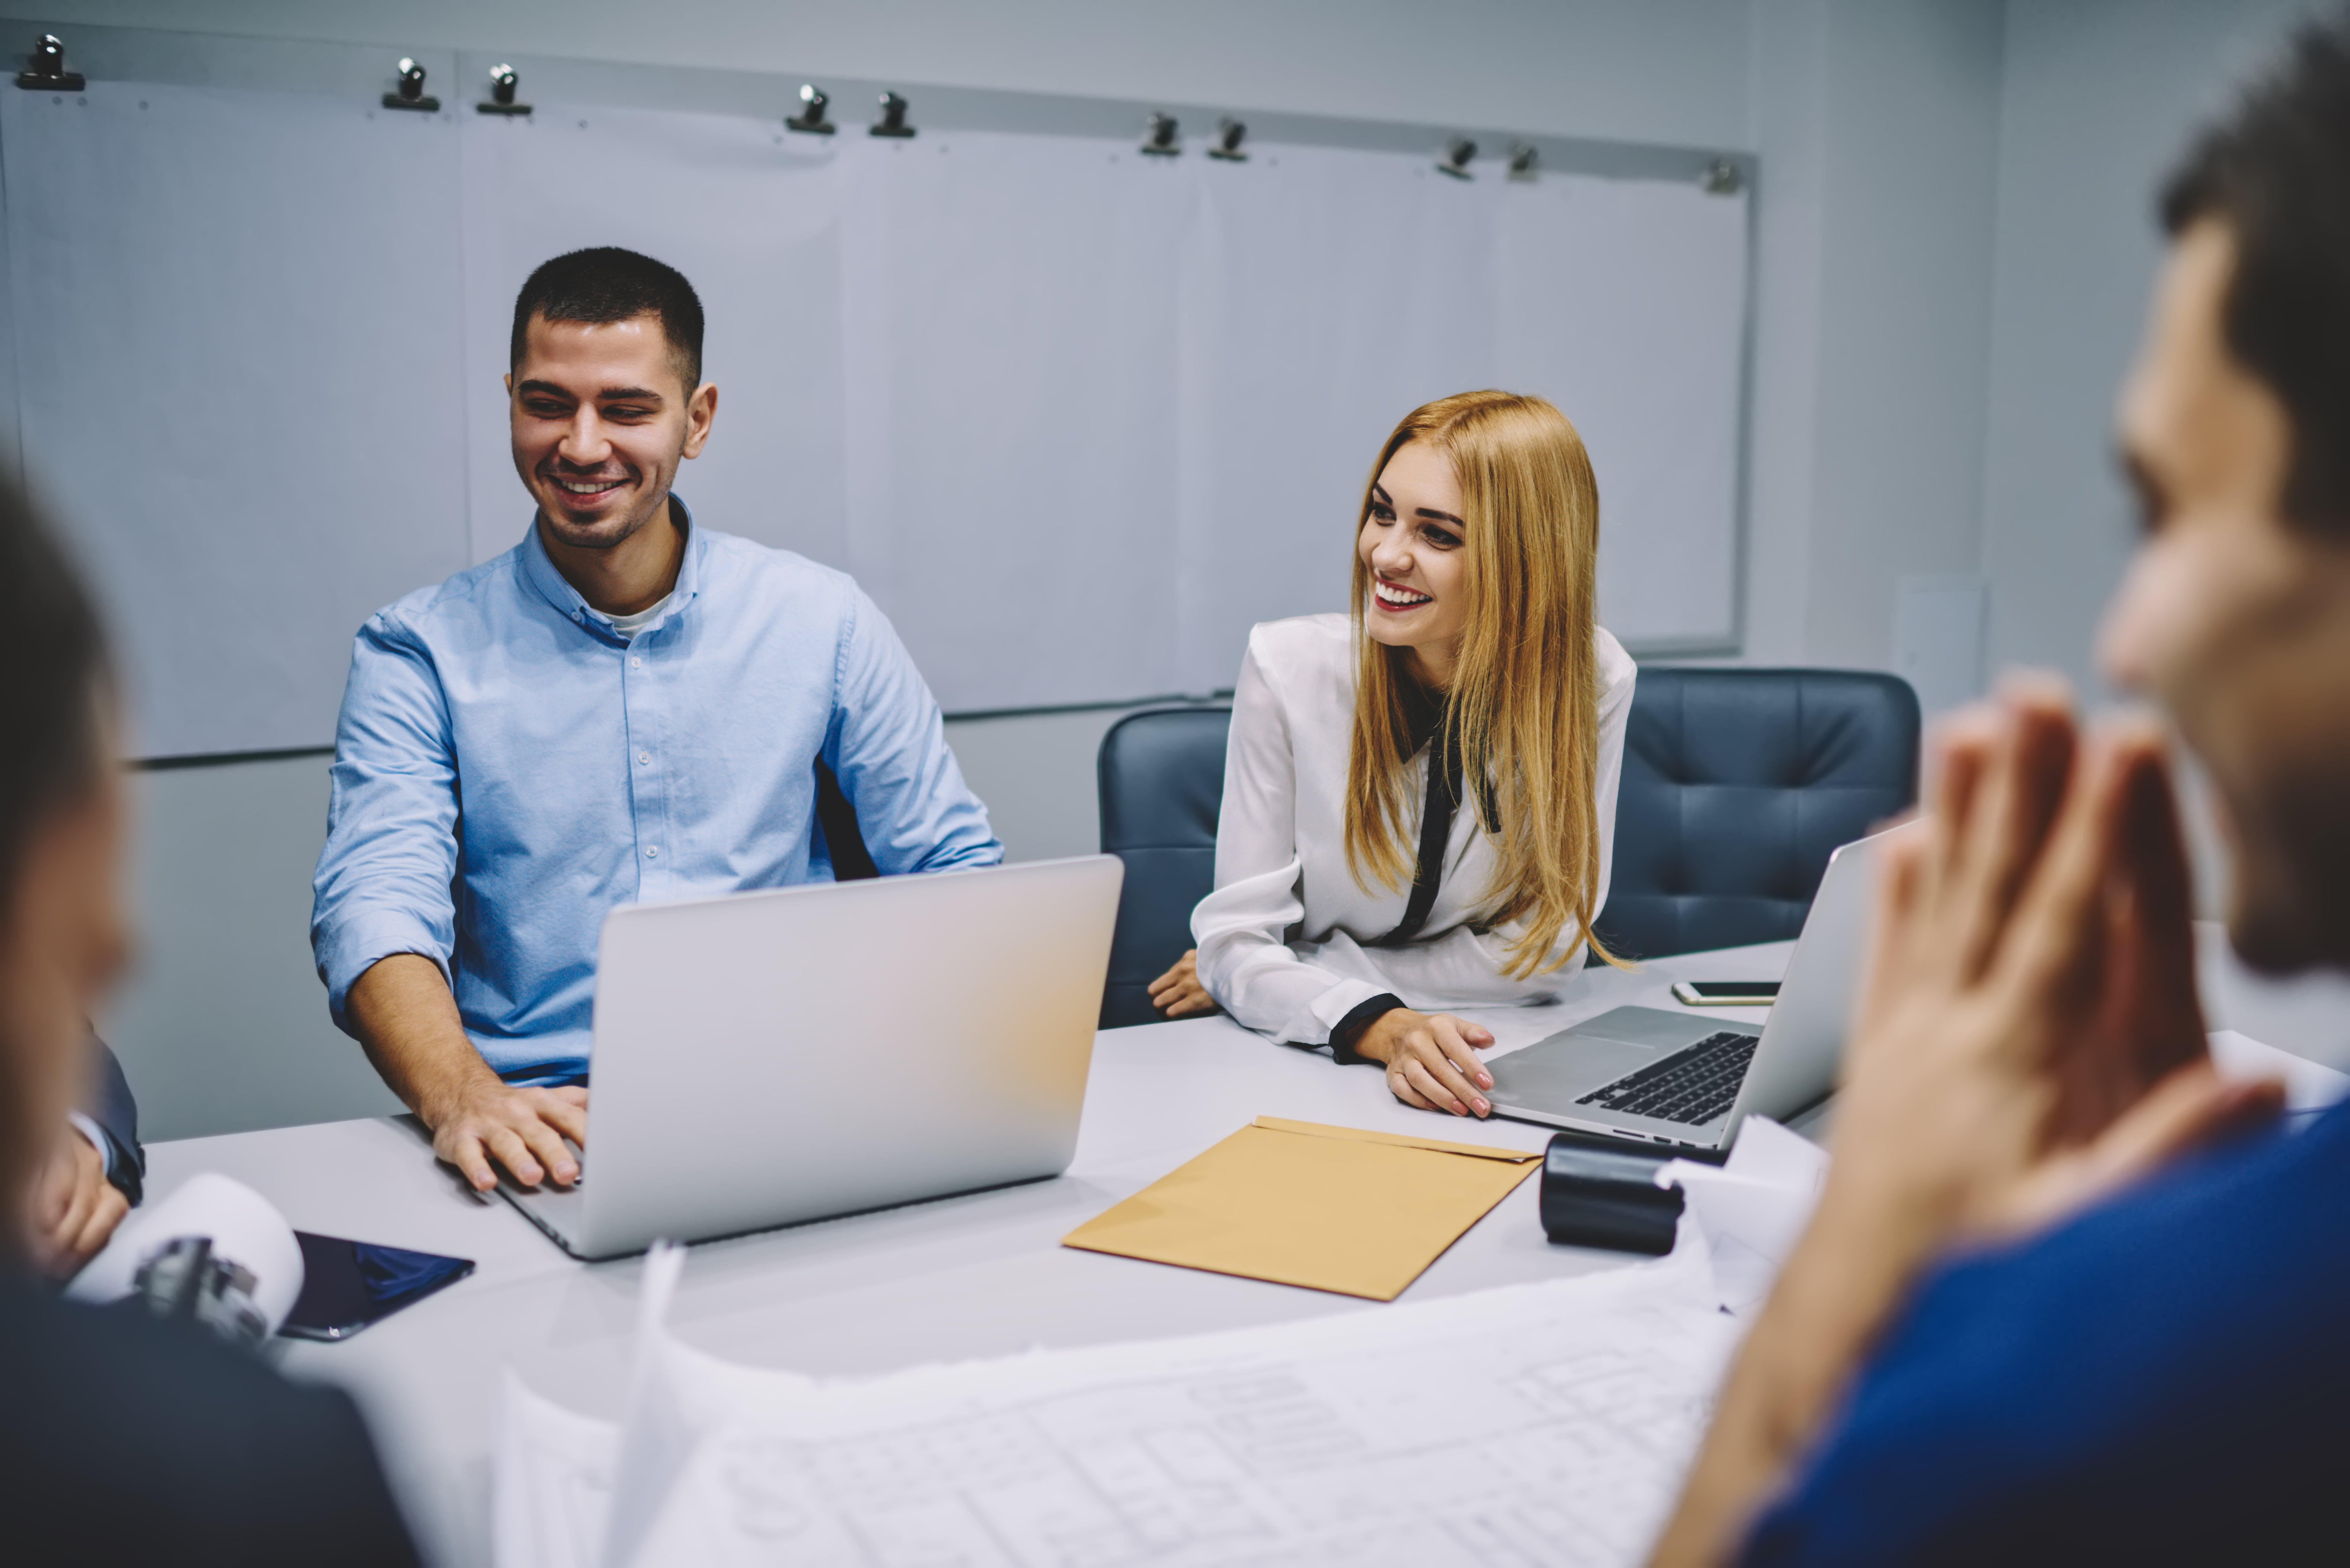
xmin=1061 ymin=1116 xmax=1543 ymax=1301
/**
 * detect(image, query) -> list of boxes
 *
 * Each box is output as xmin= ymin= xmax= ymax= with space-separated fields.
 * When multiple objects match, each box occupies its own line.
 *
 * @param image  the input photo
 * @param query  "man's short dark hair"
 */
xmin=0 ymin=476 xmax=107 ymax=895
xmin=2162 ymin=15 xmax=2350 ymax=536
xmin=509 ymin=247 xmax=705 ymax=392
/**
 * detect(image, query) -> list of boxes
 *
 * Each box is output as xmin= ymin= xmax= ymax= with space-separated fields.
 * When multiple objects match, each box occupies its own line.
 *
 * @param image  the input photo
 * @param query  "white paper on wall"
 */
xmin=459 ymin=104 xmax=850 ymax=569
xmin=837 ymin=131 xmax=1192 ymax=712
xmin=1497 ymin=174 xmax=1748 ymax=648
xmin=0 ymin=81 xmax=472 ymax=757
xmin=4 ymin=82 xmax=1750 ymax=754
xmin=1172 ymin=146 xmax=1502 ymax=694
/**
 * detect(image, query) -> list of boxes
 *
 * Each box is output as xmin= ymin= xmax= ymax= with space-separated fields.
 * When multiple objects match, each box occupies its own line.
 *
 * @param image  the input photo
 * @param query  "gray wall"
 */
xmin=50 ymin=0 xmax=2320 ymax=1140
xmin=1979 ymin=0 xmax=2324 ymax=695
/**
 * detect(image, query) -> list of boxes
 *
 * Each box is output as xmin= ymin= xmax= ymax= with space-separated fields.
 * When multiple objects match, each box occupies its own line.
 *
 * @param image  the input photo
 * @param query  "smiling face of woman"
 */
xmin=1358 ymin=440 xmax=1471 ymax=688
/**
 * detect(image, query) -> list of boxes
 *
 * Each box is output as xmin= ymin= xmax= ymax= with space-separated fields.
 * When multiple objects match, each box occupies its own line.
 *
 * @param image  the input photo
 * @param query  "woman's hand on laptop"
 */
xmin=1355 ymin=1009 xmax=1496 ymax=1117
xmin=428 ymin=1081 xmax=588 ymax=1194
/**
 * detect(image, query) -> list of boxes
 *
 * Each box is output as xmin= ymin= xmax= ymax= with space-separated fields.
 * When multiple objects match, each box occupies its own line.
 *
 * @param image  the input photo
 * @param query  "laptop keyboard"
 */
xmin=1577 ymin=1030 xmax=1758 ymax=1125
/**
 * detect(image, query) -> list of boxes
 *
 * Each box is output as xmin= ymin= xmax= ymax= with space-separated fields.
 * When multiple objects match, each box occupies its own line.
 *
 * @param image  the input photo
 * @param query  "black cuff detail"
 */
xmin=101 ymin=1130 xmax=143 ymax=1207
xmin=1329 ymin=993 xmax=1406 ymax=1066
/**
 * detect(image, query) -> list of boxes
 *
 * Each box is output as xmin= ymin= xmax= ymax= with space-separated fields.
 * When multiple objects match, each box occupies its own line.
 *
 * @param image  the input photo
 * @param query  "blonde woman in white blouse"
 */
xmin=1147 ymin=390 xmax=1635 ymax=1118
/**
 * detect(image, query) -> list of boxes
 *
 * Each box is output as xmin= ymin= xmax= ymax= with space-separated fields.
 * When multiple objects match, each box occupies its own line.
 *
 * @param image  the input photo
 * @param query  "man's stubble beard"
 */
xmin=2224 ymin=765 xmax=2350 ymax=975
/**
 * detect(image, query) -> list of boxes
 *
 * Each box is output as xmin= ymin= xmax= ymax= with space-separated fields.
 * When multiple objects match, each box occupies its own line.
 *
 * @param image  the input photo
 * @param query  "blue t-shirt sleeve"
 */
xmin=1742 ymin=1108 xmax=2350 ymax=1566
xmin=823 ymin=587 xmax=1002 ymax=875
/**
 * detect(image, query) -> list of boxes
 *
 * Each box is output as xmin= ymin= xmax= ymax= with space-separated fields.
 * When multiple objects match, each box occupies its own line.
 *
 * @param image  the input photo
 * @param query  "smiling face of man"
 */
xmin=507 ymin=311 xmax=715 ymax=556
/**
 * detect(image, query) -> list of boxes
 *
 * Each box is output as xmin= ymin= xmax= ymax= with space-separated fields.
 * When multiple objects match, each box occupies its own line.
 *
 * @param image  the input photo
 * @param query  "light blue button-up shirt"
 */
xmin=311 ymin=502 xmax=1002 ymax=1082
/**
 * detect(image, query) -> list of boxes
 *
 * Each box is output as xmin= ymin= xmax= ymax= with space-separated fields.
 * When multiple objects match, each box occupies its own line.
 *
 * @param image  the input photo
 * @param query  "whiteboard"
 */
xmin=0 ymin=81 xmax=471 ymax=758
xmin=2 ymin=69 xmax=1748 ymax=758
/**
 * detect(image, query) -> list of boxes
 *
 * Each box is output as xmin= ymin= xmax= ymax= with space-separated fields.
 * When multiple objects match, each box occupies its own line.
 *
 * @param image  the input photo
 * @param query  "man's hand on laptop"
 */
xmin=427 ymin=1077 xmax=588 ymax=1194
xmin=1651 ymin=681 xmax=2283 ymax=1567
xmin=347 ymin=953 xmax=590 ymax=1194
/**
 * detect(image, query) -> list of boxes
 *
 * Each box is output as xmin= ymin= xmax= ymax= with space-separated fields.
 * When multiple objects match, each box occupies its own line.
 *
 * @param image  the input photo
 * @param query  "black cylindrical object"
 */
xmin=1537 ymin=1130 xmax=1694 ymax=1255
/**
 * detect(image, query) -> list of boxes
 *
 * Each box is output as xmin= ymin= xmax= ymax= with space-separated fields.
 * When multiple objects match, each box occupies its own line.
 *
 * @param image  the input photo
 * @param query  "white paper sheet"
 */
xmin=66 ymin=1170 xmax=305 ymax=1334
xmin=499 ymin=1241 xmax=1742 ymax=1568
xmin=460 ymin=105 xmax=850 ymax=569
xmin=2 ymin=80 xmax=472 ymax=757
xmin=10 ymin=81 xmax=1753 ymax=748
xmin=1657 ymin=1118 xmax=1830 ymax=1314
xmin=838 ymin=130 xmax=1192 ymax=711
xmin=2208 ymin=1028 xmax=2350 ymax=1112
xmin=495 ymin=1369 xmax=621 ymax=1568
xmin=1496 ymin=175 xmax=1747 ymax=648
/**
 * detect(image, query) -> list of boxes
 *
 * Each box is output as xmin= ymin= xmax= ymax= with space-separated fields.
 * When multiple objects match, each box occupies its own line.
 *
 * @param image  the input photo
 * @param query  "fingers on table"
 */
xmin=1165 ymin=988 xmax=1217 ymax=1018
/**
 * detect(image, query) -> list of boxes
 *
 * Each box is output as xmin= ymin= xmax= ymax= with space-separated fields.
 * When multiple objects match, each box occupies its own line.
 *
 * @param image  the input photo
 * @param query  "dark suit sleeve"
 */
xmin=81 ymin=1036 xmax=143 ymax=1206
xmin=0 ymin=1287 xmax=421 ymax=1566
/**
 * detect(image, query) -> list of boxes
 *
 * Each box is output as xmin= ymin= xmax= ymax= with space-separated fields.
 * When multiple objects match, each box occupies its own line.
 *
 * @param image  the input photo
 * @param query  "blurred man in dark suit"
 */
xmin=26 ymin=1038 xmax=144 ymax=1276
xmin=0 ymin=477 xmax=418 ymax=1565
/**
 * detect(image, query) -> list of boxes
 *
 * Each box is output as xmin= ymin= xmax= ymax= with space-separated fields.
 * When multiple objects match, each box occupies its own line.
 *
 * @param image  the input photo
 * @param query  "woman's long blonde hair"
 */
xmin=1343 ymin=390 xmax=1620 ymax=979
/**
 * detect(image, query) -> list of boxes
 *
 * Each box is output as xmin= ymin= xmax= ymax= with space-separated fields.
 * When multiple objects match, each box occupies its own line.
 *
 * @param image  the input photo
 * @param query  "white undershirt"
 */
xmin=600 ymin=592 xmax=674 ymax=640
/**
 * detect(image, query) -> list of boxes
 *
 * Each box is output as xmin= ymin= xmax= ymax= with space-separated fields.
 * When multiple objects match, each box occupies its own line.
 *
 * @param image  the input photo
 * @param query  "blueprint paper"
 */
xmin=495 ymin=1370 xmax=619 ymax=1568
xmin=508 ymin=1246 xmax=1738 ymax=1568
xmin=66 ymin=1171 xmax=305 ymax=1333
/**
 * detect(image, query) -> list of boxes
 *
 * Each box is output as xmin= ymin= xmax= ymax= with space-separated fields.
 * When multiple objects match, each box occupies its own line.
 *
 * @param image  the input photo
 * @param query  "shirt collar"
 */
xmin=519 ymin=494 xmax=703 ymax=643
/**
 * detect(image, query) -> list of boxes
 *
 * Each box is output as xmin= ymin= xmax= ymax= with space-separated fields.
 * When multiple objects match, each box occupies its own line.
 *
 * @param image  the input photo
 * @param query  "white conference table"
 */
xmin=145 ymin=929 xmax=2349 ymax=1567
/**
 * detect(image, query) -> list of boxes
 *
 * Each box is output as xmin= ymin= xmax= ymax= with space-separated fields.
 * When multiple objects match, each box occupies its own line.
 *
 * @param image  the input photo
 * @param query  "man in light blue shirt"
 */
xmin=312 ymin=248 xmax=999 ymax=1194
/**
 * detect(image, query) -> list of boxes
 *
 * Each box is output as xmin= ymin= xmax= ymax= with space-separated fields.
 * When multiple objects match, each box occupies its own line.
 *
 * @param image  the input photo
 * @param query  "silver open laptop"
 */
xmin=499 ymin=855 xmax=1124 ymax=1260
xmin=1485 ymin=830 xmax=1883 ymax=1153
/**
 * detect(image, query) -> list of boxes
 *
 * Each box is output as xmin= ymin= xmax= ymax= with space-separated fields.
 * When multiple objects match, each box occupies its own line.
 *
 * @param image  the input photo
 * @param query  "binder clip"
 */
xmin=478 ymin=64 xmax=531 ymax=117
xmin=1508 ymin=142 xmax=1539 ymax=182
xmin=383 ymin=57 xmax=438 ymax=113
xmin=870 ymin=91 xmax=915 ymax=138
xmin=1208 ymin=118 xmax=1247 ymax=162
xmin=1141 ymin=114 xmax=1180 ymax=157
xmin=1437 ymin=137 xmax=1477 ymax=180
xmin=787 ymin=84 xmax=835 ymax=135
xmin=1703 ymin=158 xmax=1744 ymax=196
xmin=15 ymin=33 xmax=83 ymax=91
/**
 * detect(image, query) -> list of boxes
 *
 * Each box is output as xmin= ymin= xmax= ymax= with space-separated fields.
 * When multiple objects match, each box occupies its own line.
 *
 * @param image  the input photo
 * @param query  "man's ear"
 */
xmin=682 ymin=382 xmax=718 ymax=460
xmin=503 ymin=372 xmax=514 ymax=397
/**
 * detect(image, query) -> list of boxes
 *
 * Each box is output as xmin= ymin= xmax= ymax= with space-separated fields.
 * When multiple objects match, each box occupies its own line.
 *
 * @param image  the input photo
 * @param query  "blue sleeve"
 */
xmin=310 ymin=612 xmax=462 ymax=1035
xmin=1742 ymin=1111 xmax=2350 ymax=1565
xmin=823 ymin=588 xmax=1002 ymax=875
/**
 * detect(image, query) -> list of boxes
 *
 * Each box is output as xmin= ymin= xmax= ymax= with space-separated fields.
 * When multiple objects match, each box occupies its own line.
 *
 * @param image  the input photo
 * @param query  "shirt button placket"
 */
xmin=625 ymin=644 xmax=664 ymax=890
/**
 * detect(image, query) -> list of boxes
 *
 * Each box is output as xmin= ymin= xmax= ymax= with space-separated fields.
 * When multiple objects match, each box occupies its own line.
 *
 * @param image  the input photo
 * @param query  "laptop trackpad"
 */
xmin=1489 ymin=1032 xmax=1660 ymax=1106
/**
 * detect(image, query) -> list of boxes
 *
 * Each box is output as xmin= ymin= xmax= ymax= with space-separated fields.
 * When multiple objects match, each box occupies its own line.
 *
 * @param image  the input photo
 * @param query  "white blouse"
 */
xmin=1192 ymin=613 xmax=1636 ymax=1045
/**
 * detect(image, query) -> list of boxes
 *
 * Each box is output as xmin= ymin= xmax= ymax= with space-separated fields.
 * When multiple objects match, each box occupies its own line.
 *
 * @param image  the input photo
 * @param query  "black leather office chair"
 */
xmin=1593 ymin=667 xmax=1920 ymax=961
xmin=1097 ymin=705 xmax=1231 ymax=1027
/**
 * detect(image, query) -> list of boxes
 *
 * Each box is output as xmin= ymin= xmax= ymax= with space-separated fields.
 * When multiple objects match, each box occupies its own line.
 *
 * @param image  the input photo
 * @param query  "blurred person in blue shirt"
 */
xmin=312 ymin=248 xmax=999 ymax=1197
xmin=1653 ymin=18 xmax=2350 ymax=1565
